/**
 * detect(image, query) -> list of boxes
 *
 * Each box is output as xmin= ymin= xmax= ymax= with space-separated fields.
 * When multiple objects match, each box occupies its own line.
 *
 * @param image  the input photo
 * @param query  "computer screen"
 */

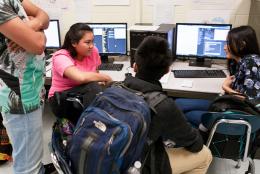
xmin=175 ymin=23 xmax=232 ymax=67
xmin=87 ymin=23 xmax=127 ymax=63
xmin=44 ymin=20 xmax=61 ymax=49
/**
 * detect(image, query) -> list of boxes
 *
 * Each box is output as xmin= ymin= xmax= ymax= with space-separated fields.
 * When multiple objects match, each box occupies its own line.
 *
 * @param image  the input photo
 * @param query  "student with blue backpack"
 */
xmin=122 ymin=36 xmax=212 ymax=174
xmin=51 ymin=35 xmax=212 ymax=174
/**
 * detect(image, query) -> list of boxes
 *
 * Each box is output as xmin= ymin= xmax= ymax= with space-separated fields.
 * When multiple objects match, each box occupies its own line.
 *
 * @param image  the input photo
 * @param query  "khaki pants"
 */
xmin=165 ymin=145 xmax=212 ymax=174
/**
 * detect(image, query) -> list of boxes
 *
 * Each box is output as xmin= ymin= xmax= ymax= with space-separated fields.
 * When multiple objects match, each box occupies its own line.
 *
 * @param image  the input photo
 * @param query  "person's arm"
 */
xmin=22 ymin=0 xmax=49 ymax=31
xmin=0 ymin=17 xmax=46 ymax=54
xmin=153 ymin=98 xmax=204 ymax=152
xmin=222 ymin=75 xmax=241 ymax=94
xmin=64 ymin=66 xmax=112 ymax=84
xmin=222 ymin=75 xmax=246 ymax=99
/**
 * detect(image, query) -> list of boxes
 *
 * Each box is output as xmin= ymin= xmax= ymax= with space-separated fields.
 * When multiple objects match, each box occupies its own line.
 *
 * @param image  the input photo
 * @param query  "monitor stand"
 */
xmin=189 ymin=58 xmax=212 ymax=68
xmin=101 ymin=55 xmax=114 ymax=63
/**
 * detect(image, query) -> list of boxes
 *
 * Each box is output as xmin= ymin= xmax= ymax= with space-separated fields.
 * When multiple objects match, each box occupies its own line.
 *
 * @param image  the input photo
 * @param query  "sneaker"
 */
xmin=44 ymin=163 xmax=57 ymax=174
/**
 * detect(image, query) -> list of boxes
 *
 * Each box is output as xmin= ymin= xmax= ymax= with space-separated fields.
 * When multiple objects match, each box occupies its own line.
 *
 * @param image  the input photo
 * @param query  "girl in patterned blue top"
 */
xmin=175 ymin=25 xmax=260 ymax=128
xmin=223 ymin=25 xmax=260 ymax=100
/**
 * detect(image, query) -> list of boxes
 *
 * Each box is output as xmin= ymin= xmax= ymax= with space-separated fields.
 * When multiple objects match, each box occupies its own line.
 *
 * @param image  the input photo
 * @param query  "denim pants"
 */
xmin=175 ymin=98 xmax=212 ymax=127
xmin=2 ymin=107 xmax=45 ymax=174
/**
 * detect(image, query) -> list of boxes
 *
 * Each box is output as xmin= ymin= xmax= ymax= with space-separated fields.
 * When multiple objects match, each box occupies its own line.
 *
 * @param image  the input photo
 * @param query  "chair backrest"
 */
xmin=201 ymin=112 xmax=260 ymax=136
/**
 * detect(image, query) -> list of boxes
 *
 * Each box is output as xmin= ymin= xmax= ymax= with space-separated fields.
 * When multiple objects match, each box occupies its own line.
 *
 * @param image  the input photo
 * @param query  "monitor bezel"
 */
xmin=45 ymin=19 xmax=61 ymax=49
xmin=174 ymin=23 xmax=232 ymax=60
xmin=87 ymin=22 xmax=128 ymax=57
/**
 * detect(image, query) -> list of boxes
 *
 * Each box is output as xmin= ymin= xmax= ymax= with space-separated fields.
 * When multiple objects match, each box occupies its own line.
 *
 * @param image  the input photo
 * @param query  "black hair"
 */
xmin=134 ymin=36 xmax=173 ymax=80
xmin=62 ymin=23 xmax=93 ymax=59
xmin=227 ymin=25 xmax=260 ymax=58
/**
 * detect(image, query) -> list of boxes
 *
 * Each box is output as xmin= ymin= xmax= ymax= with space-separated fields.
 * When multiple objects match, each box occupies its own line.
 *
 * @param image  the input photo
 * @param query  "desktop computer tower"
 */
xmin=130 ymin=24 xmax=175 ymax=67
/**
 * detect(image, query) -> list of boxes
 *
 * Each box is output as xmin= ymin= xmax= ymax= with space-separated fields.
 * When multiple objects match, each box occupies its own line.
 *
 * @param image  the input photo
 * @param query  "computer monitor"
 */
xmin=87 ymin=23 xmax=127 ymax=63
xmin=175 ymin=23 xmax=232 ymax=67
xmin=44 ymin=19 xmax=61 ymax=49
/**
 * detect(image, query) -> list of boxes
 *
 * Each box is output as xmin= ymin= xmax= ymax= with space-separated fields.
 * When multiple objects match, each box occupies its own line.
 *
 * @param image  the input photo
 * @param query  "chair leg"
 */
xmin=245 ymin=158 xmax=255 ymax=174
xmin=235 ymin=159 xmax=241 ymax=169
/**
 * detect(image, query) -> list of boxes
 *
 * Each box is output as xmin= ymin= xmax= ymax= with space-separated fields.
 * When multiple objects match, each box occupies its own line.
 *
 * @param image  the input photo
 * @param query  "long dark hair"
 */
xmin=62 ymin=23 xmax=93 ymax=58
xmin=227 ymin=25 xmax=260 ymax=58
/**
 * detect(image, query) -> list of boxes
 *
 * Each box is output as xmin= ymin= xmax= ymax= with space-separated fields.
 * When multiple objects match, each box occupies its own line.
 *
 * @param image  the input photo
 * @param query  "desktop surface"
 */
xmin=45 ymin=58 xmax=227 ymax=99
xmin=165 ymin=61 xmax=227 ymax=98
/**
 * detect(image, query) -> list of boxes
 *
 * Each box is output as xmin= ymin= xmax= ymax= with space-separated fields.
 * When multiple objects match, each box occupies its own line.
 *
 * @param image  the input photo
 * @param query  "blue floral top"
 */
xmin=232 ymin=54 xmax=260 ymax=100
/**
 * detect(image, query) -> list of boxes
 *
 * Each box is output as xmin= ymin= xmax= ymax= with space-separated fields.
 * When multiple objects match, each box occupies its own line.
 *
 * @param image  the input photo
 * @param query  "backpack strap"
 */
xmin=111 ymin=82 xmax=144 ymax=96
xmin=144 ymin=92 xmax=167 ymax=114
xmin=112 ymin=82 xmax=167 ymax=114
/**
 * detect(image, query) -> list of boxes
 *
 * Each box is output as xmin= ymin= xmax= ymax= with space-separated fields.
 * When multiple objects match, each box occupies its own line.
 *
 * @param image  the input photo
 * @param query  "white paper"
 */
xmin=94 ymin=0 xmax=129 ymax=5
xmin=145 ymin=0 xmax=185 ymax=6
xmin=180 ymin=80 xmax=193 ymax=88
xmin=32 ymin=0 xmax=68 ymax=19
xmin=144 ymin=0 xmax=154 ymax=6
xmin=153 ymin=0 xmax=175 ymax=25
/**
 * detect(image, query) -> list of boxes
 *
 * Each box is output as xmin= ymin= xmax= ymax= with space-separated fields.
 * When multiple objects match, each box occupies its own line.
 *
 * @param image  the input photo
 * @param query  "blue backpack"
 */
xmin=68 ymin=84 xmax=167 ymax=174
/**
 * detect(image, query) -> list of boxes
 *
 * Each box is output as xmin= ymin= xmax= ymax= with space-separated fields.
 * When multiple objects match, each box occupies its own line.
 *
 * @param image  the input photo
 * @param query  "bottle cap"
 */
xmin=134 ymin=161 xmax=141 ymax=169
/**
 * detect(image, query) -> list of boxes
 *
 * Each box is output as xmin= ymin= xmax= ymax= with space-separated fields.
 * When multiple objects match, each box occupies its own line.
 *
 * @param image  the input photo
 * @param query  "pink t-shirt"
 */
xmin=48 ymin=47 xmax=101 ymax=98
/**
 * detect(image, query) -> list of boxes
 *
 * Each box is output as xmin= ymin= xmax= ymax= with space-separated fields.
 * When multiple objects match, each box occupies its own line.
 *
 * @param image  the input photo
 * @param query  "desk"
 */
xmin=164 ymin=61 xmax=227 ymax=99
xmin=45 ymin=59 xmax=227 ymax=99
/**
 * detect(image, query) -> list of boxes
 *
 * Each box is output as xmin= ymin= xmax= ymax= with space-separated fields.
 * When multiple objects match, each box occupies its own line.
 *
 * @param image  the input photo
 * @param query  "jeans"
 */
xmin=175 ymin=98 xmax=212 ymax=127
xmin=2 ymin=107 xmax=45 ymax=174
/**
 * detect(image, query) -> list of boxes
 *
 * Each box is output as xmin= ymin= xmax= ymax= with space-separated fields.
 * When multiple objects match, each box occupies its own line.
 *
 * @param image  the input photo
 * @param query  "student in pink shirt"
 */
xmin=48 ymin=23 xmax=112 ymax=122
xmin=48 ymin=23 xmax=112 ymax=98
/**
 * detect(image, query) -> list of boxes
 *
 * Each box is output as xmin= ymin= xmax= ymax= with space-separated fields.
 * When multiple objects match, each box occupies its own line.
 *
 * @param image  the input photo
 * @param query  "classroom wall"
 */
xmin=248 ymin=0 xmax=260 ymax=47
xmin=34 ymin=0 xmax=252 ymax=46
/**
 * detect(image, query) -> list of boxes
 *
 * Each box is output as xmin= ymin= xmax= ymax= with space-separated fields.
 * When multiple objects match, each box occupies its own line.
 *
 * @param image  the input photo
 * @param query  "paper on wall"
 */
xmin=186 ymin=10 xmax=232 ymax=24
xmin=94 ymin=0 xmax=130 ymax=5
xmin=75 ymin=0 xmax=91 ymax=22
xmin=32 ymin=0 xmax=69 ymax=19
xmin=191 ymin=0 xmax=236 ymax=10
xmin=153 ymin=0 xmax=175 ymax=25
xmin=145 ymin=0 xmax=186 ymax=6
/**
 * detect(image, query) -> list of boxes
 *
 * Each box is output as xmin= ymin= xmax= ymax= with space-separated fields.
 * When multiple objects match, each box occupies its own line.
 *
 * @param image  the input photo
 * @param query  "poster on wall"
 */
xmin=153 ymin=0 xmax=175 ymax=25
xmin=75 ymin=0 xmax=91 ymax=22
xmin=94 ymin=0 xmax=130 ymax=6
xmin=187 ymin=0 xmax=242 ymax=24
xmin=145 ymin=0 xmax=185 ymax=6
xmin=32 ymin=0 xmax=69 ymax=19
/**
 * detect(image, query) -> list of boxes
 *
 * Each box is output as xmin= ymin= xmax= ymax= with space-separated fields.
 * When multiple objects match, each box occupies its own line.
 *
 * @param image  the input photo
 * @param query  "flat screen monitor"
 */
xmin=175 ymin=23 xmax=232 ymax=67
xmin=44 ymin=19 xmax=61 ymax=49
xmin=87 ymin=23 xmax=127 ymax=63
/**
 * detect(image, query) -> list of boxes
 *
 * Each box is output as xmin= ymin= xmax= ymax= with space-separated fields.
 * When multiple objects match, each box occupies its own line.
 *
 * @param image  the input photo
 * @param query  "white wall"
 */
xmin=34 ymin=0 xmax=252 ymax=45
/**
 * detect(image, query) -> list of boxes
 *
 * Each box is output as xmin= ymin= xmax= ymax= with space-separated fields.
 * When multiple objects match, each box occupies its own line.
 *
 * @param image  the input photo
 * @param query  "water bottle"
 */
xmin=127 ymin=161 xmax=141 ymax=174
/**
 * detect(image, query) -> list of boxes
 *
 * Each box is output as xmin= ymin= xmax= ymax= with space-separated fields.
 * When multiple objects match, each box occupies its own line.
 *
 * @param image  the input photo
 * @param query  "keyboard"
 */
xmin=172 ymin=69 xmax=226 ymax=78
xmin=98 ymin=63 xmax=124 ymax=71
